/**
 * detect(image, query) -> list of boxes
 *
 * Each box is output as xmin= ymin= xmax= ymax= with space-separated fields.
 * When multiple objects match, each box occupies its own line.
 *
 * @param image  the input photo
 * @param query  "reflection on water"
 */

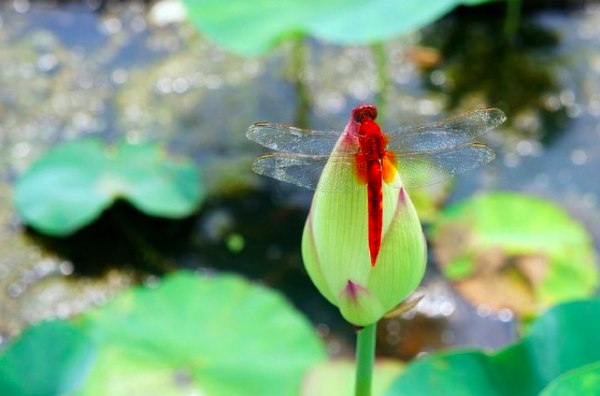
xmin=0 ymin=0 xmax=599 ymax=359
xmin=420 ymin=5 xmax=569 ymax=144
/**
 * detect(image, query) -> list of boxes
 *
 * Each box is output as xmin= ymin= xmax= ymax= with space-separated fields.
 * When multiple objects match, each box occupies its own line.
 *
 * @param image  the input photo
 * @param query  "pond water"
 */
xmin=1 ymin=0 xmax=599 ymax=360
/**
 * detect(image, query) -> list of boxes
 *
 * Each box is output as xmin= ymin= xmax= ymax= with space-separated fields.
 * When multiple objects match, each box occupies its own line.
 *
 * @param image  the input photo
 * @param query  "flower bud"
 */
xmin=302 ymin=132 xmax=427 ymax=326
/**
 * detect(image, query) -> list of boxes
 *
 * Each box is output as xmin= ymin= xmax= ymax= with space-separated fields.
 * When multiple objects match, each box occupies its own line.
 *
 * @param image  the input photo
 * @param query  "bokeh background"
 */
xmin=2 ymin=1 xmax=600 ymax=395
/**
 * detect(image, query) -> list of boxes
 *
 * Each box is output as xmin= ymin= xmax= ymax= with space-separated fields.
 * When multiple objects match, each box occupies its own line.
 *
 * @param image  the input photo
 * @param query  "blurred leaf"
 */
xmin=385 ymin=299 xmax=600 ymax=396
xmin=0 ymin=320 xmax=96 ymax=396
xmin=388 ymin=351 xmax=498 ymax=395
xmin=183 ymin=0 xmax=501 ymax=56
xmin=15 ymin=139 xmax=203 ymax=236
xmin=409 ymin=181 xmax=454 ymax=223
xmin=430 ymin=192 xmax=598 ymax=317
xmin=301 ymin=360 xmax=404 ymax=396
xmin=539 ymin=362 xmax=600 ymax=396
xmin=75 ymin=272 xmax=325 ymax=396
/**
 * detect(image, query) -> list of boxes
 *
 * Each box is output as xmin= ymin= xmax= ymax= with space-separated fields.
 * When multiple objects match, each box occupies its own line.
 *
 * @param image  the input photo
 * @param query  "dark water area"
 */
xmin=1 ymin=0 xmax=599 ymax=360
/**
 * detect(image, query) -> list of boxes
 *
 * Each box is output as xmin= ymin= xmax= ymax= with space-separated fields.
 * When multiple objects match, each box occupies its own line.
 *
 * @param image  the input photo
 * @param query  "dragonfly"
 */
xmin=247 ymin=104 xmax=505 ymax=266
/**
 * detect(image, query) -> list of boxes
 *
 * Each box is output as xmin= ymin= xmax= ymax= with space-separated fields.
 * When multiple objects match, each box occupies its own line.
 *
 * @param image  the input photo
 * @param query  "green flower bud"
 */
xmin=302 ymin=139 xmax=427 ymax=326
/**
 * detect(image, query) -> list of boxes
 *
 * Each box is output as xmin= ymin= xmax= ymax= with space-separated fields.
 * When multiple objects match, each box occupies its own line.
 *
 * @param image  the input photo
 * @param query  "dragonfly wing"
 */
xmin=385 ymin=108 xmax=506 ymax=154
xmin=386 ymin=143 xmax=495 ymax=189
xmin=252 ymin=153 xmax=364 ymax=192
xmin=247 ymin=122 xmax=344 ymax=155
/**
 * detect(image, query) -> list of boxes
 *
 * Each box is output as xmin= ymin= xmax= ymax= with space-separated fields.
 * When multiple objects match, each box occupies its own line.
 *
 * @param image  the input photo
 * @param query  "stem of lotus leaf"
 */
xmin=355 ymin=322 xmax=377 ymax=396
xmin=504 ymin=0 xmax=522 ymax=42
xmin=290 ymin=35 xmax=311 ymax=129
xmin=371 ymin=42 xmax=389 ymax=121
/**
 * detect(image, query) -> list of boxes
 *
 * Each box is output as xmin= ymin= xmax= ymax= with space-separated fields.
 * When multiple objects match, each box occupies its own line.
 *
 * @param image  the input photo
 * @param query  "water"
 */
xmin=0 ymin=0 xmax=599 ymax=358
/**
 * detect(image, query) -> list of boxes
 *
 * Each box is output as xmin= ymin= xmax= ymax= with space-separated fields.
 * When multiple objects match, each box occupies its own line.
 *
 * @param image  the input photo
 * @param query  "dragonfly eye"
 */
xmin=352 ymin=104 xmax=378 ymax=122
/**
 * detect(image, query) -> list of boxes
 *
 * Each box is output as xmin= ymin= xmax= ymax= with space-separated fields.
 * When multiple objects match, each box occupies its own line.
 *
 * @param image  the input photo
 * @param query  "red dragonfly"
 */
xmin=248 ymin=104 xmax=505 ymax=266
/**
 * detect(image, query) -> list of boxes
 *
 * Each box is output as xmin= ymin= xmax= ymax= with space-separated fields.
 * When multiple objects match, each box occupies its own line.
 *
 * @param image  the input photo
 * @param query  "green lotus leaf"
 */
xmin=301 ymin=360 xmax=404 ymax=396
xmin=430 ymin=192 xmax=598 ymax=317
xmin=14 ymin=139 xmax=204 ymax=236
xmin=74 ymin=272 xmax=326 ymax=396
xmin=385 ymin=299 xmax=600 ymax=396
xmin=539 ymin=361 xmax=600 ymax=396
xmin=0 ymin=320 xmax=96 ymax=396
xmin=182 ymin=0 xmax=500 ymax=56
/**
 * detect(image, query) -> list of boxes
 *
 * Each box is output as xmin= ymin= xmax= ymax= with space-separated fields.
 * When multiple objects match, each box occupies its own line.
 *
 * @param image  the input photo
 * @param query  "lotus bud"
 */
xmin=302 ymin=119 xmax=427 ymax=326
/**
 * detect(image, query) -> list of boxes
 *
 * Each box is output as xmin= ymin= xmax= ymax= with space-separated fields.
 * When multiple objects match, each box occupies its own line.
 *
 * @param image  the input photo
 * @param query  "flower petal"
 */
xmin=302 ymin=211 xmax=337 ymax=304
xmin=338 ymin=280 xmax=385 ymax=326
xmin=367 ymin=187 xmax=427 ymax=311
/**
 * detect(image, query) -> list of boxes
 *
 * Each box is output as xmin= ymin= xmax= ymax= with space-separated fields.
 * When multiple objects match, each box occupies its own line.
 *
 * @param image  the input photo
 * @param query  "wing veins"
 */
xmin=247 ymin=122 xmax=343 ymax=155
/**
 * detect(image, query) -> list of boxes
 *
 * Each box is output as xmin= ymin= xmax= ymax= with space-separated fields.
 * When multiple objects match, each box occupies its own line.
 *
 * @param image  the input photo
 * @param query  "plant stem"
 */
xmin=290 ymin=35 xmax=311 ymax=129
xmin=504 ymin=0 xmax=522 ymax=42
xmin=355 ymin=322 xmax=377 ymax=396
xmin=371 ymin=42 xmax=389 ymax=121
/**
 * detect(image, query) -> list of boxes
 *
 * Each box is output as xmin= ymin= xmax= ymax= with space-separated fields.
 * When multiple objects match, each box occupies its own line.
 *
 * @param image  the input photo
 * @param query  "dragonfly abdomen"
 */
xmin=366 ymin=158 xmax=383 ymax=266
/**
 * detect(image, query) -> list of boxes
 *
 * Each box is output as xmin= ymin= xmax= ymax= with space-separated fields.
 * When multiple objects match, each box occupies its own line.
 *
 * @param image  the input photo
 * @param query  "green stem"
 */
xmin=290 ymin=35 xmax=311 ymax=129
xmin=355 ymin=323 xmax=377 ymax=396
xmin=371 ymin=42 xmax=389 ymax=121
xmin=504 ymin=0 xmax=522 ymax=42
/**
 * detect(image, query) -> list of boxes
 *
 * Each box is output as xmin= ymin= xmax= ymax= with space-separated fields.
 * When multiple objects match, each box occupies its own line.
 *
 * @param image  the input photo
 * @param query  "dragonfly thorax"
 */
xmin=357 ymin=118 xmax=386 ymax=160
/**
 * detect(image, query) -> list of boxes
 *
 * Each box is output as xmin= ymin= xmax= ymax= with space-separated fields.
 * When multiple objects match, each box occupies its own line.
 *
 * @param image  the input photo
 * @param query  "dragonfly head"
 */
xmin=351 ymin=104 xmax=378 ymax=123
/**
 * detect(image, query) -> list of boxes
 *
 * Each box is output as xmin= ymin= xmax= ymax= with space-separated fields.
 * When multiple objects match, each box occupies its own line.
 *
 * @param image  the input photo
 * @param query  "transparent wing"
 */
xmin=386 ymin=108 xmax=506 ymax=154
xmin=253 ymin=144 xmax=495 ymax=191
xmin=250 ymin=110 xmax=501 ymax=191
xmin=251 ymin=153 xmax=364 ymax=192
xmin=387 ymin=143 xmax=496 ymax=189
xmin=247 ymin=122 xmax=344 ymax=155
